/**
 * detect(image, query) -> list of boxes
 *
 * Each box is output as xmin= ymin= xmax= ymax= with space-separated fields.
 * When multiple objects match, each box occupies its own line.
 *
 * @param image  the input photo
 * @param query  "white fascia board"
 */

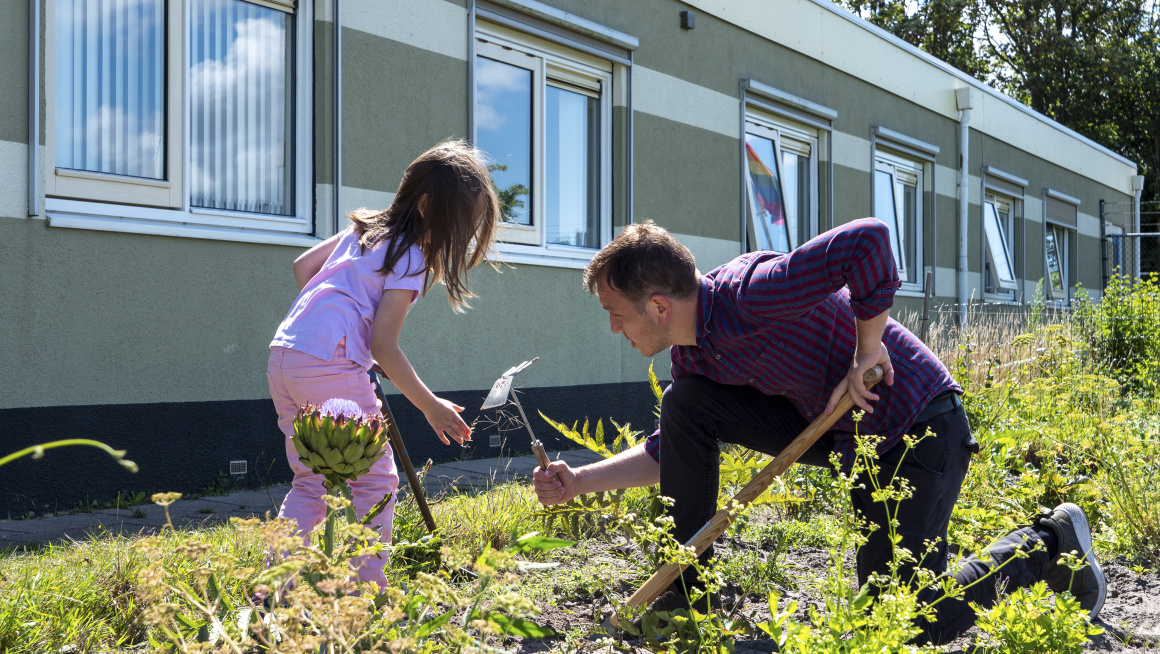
xmin=681 ymin=0 xmax=1138 ymax=194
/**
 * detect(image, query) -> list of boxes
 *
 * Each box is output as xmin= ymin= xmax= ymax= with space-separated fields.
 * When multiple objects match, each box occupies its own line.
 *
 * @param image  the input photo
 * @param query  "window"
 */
xmin=1045 ymin=224 xmax=1070 ymax=301
xmin=743 ymin=115 xmax=818 ymax=254
xmin=46 ymin=0 xmax=313 ymax=237
xmin=983 ymin=195 xmax=1018 ymax=294
xmin=1044 ymin=192 xmax=1079 ymax=304
xmin=474 ymin=22 xmax=612 ymax=257
xmin=873 ymin=151 xmax=924 ymax=286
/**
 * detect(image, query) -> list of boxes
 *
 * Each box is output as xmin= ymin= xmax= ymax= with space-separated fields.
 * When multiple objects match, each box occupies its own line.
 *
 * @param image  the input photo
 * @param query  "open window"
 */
xmin=873 ymin=151 xmax=924 ymax=285
xmin=743 ymin=114 xmax=819 ymax=254
xmin=983 ymin=196 xmax=1018 ymax=292
xmin=45 ymin=0 xmax=314 ymax=242
xmin=1044 ymin=190 xmax=1079 ymax=304
xmin=474 ymin=20 xmax=613 ymax=258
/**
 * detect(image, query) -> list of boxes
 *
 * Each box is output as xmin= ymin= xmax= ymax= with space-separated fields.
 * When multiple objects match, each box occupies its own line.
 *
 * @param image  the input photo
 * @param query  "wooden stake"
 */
xmin=611 ymin=365 xmax=884 ymax=627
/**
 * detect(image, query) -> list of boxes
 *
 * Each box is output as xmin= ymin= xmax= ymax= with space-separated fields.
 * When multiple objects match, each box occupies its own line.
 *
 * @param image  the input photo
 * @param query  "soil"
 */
xmin=509 ymin=537 xmax=1160 ymax=653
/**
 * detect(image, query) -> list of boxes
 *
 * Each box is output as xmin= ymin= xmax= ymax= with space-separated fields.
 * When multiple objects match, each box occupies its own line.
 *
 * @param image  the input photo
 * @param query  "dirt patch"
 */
xmin=510 ymin=538 xmax=1160 ymax=652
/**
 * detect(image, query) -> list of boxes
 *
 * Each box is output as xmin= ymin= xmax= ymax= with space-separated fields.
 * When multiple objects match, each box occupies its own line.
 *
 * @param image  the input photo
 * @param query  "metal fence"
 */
xmin=1102 ymin=199 xmax=1160 ymax=283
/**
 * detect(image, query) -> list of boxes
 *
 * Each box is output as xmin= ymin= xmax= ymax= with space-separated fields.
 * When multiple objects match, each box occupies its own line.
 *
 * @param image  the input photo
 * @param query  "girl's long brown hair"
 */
xmin=349 ymin=140 xmax=500 ymax=311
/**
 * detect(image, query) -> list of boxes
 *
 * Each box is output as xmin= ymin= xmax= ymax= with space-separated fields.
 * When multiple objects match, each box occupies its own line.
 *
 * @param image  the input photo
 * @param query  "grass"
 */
xmin=4 ymin=280 xmax=1160 ymax=651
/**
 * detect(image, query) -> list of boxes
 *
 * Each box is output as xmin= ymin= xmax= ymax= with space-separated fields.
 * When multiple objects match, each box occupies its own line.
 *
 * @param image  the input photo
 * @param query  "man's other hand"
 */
xmin=533 ymin=460 xmax=578 ymax=505
xmin=824 ymin=342 xmax=895 ymax=416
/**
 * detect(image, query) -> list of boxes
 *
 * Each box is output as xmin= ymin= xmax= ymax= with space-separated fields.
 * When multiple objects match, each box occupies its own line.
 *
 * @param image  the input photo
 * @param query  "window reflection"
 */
xmin=545 ymin=85 xmax=599 ymax=248
xmin=476 ymin=56 xmax=533 ymax=225
xmin=55 ymin=0 xmax=166 ymax=179
xmin=744 ymin=134 xmax=790 ymax=254
xmin=873 ymin=169 xmax=903 ymax=272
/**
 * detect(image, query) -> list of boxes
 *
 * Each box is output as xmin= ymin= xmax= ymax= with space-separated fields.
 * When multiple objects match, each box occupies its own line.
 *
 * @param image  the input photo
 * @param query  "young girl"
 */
xmin=267 ymin=140 xmax=500 ymax=589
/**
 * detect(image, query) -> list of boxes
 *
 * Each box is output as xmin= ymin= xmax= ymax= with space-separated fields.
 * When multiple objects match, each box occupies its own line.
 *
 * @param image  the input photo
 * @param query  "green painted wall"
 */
xmin=341 ymin=29 xmax=468 ymax=193
xmin=0 ymin=0 xmax=28 ymax=144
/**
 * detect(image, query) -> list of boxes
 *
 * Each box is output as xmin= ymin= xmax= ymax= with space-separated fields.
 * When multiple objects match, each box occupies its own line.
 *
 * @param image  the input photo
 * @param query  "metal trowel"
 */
xmin=480 ymin=357 xmax=552 ymax=471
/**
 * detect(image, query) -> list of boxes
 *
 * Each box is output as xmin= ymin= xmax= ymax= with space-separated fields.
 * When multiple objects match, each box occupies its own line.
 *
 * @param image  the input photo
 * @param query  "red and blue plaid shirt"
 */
xmin=642 ymin=218 xmax=960 ymax=470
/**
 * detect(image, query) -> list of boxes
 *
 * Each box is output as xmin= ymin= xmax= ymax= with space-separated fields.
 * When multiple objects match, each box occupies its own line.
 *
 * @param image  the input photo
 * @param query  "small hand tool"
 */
xmin=480 ymin=358 xmax=552 ymax=471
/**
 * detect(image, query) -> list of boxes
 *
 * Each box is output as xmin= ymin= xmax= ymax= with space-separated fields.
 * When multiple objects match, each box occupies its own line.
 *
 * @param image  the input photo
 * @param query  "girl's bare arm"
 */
xmin=293 ymin=232 xmax=342 ymax=290
xmin=369 ymin=289 xmax=472 ymax=445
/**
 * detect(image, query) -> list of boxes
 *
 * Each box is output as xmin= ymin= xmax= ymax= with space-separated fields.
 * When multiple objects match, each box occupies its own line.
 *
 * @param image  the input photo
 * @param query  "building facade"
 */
xmin=0 ymin=0 xmax=1141 ymax=513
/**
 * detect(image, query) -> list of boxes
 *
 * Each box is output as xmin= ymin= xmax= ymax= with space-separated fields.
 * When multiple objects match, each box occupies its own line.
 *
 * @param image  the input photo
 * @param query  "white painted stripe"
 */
xmin=935 ymin=266 xmax=958 ymax=297
xmin=681 ymin=0 xmax=1137 ymax=194
xmin=344 ymin=0 xmax=467 ymax=61
xmin=1078 ymin=212 xmax=1100 ymax=238
xmin=934 ymin=165 xmax=981 ymax=202
xmin=832 ymin=131 xmax=869 ymax=172
xmin=317 ymin=183 xmax=398 ymax=230
xmin=1024 ymin=195 xmax=1042 ymax=223
xmin=674 ymin=232 xmax=742 ymax=271
xmin=0 ymin=140 xmax=28 ymax=219
xmin=633 ymin=67 xmax=739 ymax=139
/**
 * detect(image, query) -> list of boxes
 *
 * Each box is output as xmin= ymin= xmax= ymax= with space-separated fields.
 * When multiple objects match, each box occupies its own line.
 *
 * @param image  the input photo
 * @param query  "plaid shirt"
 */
xmin=643 ymin=218 xmax=960 ymax=470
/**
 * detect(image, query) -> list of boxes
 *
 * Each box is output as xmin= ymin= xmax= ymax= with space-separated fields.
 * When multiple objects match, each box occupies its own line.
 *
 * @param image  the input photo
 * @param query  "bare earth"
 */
xmin=511 ymin=539 xmax=1160 ymax=652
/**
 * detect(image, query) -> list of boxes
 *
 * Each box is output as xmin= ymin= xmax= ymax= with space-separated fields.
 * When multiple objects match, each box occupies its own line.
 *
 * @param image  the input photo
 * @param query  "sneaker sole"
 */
xmin=1058 ymin=502 xmax=1106 ymax=619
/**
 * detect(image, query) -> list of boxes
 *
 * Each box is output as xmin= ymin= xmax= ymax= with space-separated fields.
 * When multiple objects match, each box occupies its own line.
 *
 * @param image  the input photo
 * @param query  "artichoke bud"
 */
xmin=290 ymin=435 xmax=311 ymax=459
xmin=320 ymin=415 xmax=336 ymax=439
xmin=363 ymin=441 xmax=381 ymax=459
xmin=307 ymin=451 xmax=328 ymax=470
xmin=342 ymin=441 xmax=366 ymax=464
xmin=323 ymin=448 xmax=344 ymax=469
xmin=330 ymin=420 xmax=350 ymax=450
xmin=353 ymin=458 xmax=372 ymax=474
xmin=354 ymin=424 xmax=371 ymax=445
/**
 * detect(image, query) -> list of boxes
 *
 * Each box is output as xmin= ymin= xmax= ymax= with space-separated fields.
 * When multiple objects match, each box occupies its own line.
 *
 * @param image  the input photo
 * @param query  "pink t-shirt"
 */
xmin=270 ymin=225 xmax=426 ymax=369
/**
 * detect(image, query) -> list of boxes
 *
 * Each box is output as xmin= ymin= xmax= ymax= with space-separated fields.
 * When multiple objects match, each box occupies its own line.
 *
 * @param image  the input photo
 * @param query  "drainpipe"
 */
xmin=28 ymin=0 xmax=40 ymax=216
xmin=333 ymin=0 xmax=342 ymax=234
xmin=955 ymin=87 xmax=973 ymax=328
xmin=1133 ymin=174 xmax=1145 ymax=278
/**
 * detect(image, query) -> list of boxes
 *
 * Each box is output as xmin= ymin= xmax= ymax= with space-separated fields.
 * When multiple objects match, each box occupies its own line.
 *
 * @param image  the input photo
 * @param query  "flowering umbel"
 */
xmin=292 ymin=398 xmax=388 ymax=488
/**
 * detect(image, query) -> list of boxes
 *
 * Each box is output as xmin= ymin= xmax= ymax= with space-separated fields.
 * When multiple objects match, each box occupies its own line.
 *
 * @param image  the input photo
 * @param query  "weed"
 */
xmin=971 ymin=582 xmax=1103 ymax=653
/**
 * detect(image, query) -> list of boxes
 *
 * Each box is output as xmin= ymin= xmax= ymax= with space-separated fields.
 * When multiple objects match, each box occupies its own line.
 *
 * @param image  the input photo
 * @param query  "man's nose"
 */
xmin=609 ymin=316 xmax=622 ymax=334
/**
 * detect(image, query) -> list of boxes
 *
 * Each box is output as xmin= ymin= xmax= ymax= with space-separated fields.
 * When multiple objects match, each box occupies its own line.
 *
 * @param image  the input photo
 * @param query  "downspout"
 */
xmin=955 ymin=87 xmax=973 ymax=328
xmin=1133 ymin=174 xmax=1145 ymax=278
xmin=28 ymin=0 xmax=40 ymax=216
xmin=333 ymin=0 xmax=342 ymax=234
xmin=627 ymin=50 xmax=634 ymax=225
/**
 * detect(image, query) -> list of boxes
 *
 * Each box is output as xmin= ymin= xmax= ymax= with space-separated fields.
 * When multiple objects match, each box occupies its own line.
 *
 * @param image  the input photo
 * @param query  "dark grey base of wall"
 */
xmin=0 ymin=381 xmax=656 ymax=517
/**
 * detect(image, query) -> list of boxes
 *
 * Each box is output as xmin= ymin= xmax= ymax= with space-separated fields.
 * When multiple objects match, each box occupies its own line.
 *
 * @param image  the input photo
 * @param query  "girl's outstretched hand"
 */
xmin=424 ymin=397 xmax=472 ymax=445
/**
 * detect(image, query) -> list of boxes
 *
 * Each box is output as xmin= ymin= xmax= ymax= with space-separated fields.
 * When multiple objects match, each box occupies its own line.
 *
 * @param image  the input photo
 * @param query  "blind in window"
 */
xmin=1045 ymin=195 xmax=1077 ymax=228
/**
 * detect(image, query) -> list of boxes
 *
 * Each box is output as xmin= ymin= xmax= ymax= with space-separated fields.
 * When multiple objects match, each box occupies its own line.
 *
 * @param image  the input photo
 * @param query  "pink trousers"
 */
xmin=267 ymin=343 xmax=399 ymax=588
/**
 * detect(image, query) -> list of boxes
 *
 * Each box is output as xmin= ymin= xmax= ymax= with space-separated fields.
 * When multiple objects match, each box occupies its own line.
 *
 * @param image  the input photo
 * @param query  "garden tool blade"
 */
xmin=481 ymin=375 xmax=514 ymax=410
xmin=480 ymin=357 xmax=539 ymax=410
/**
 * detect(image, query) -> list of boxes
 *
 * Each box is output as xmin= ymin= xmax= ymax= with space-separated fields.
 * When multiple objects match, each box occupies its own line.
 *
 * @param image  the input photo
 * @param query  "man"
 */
xmin=532 ymin=218 xmax=1105 ymax=643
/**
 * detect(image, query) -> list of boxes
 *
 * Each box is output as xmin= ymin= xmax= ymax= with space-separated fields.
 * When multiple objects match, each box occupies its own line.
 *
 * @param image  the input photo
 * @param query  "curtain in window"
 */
xmin=55 ymin=0 xmax=166 ymax=180
xmin=190 ymin=0 xmax=293 ymax=215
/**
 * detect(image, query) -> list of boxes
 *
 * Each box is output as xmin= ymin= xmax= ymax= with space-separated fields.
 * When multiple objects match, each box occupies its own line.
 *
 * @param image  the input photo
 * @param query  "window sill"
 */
xmin=494 ymin=242 xmax=598 ymax=270
xmin=894 ymin=285 xmax=929 ymax=299
xmin=46 ymin=206 xmax=321 ymax=248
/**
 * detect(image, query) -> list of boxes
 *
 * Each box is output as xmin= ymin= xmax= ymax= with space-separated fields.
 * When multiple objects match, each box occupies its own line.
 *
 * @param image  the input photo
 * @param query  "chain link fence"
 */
xmin=1103 ymin=199 xmax=1160 ymax=282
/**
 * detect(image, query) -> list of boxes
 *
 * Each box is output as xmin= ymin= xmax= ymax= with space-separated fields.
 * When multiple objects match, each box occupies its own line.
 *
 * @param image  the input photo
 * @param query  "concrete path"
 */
xmin=0 ymin=448 xmax=605 ymax=549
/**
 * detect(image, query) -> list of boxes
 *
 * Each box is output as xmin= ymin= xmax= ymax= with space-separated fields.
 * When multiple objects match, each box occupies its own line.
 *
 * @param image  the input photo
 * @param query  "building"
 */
xmin=0 ymin=0 xmax=1141 ymax=513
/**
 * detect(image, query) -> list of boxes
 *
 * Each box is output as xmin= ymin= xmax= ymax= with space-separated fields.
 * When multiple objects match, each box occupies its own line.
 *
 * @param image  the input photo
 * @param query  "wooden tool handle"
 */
xmin=383 ymin=411 xmax=438 ymax=533
xmin=531 ymin=440 xmax=552 ymax=471
xmin=614 ymin=365 xmax=885 ymax=622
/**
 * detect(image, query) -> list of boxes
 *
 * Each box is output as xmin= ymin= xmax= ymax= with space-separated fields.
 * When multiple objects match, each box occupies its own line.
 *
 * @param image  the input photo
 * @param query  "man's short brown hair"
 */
xmin=583 ymin=220 xmax=699 ymax=309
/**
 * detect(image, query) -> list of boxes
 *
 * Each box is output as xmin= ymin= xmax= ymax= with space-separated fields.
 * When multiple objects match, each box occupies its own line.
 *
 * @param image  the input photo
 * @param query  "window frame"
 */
xmin=474 ymin=21 xmax=613 ymax=262
xmin=982 ymin=194 xmax=1019 ymax=296
xmin=742 ymin=111 xmax=820 ymax=254
xmin=1044 ymin=223 xmax=1072 ymax=304
xmin=43 ymin=0 xmax=316 ymax=242
xmin=872 ymin=148 xmax=925 ymax=289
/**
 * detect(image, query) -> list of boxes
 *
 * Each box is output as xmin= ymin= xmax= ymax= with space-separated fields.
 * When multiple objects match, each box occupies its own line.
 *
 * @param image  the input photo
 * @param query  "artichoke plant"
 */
xmin=292 ymin=398 xmax=388 ymax=489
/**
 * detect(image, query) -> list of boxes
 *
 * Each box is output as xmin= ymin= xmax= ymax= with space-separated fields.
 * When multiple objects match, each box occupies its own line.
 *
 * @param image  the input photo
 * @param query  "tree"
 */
xmin=486 ymin=163 xmax=530 ymax=223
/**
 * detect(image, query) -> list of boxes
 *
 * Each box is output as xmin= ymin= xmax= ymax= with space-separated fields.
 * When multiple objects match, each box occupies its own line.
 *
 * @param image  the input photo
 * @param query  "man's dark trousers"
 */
xmin=658 ymin=375 xmax=1054 ymax=644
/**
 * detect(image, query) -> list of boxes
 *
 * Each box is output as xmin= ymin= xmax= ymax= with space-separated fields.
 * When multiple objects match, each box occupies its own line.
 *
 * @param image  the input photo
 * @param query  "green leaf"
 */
xmin=508 ymin=532 xmax=575 ymax=552
xmin=486 ymin=612 xmax=555 ymax=638
xmin=414 ymin=607 xmax=455 ymax=638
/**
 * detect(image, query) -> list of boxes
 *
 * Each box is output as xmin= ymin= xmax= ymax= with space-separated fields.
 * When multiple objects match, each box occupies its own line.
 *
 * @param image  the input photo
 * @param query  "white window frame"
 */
xmin=474 ymin=21 xmax=613 ymax=264
xmin=43 ymin=0 xmax=316 ymax=245
xmin=983 ymin=194 xmax=1019 ymax=295
xmin=743 ymin=112 xmax=819 ymax=254
xmin=873 ymin=149 xmax=925 ymax=289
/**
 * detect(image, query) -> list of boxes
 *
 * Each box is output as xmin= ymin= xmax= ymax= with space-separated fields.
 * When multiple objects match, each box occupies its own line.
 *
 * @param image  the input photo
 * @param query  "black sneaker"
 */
xmin=1038 ymin=502 xmax=1106 ymax=618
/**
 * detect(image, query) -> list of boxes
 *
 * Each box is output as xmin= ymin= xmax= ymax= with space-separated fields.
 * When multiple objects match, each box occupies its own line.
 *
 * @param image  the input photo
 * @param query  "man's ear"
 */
xmin=648 ymin=294 xmax=673 ymax=323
